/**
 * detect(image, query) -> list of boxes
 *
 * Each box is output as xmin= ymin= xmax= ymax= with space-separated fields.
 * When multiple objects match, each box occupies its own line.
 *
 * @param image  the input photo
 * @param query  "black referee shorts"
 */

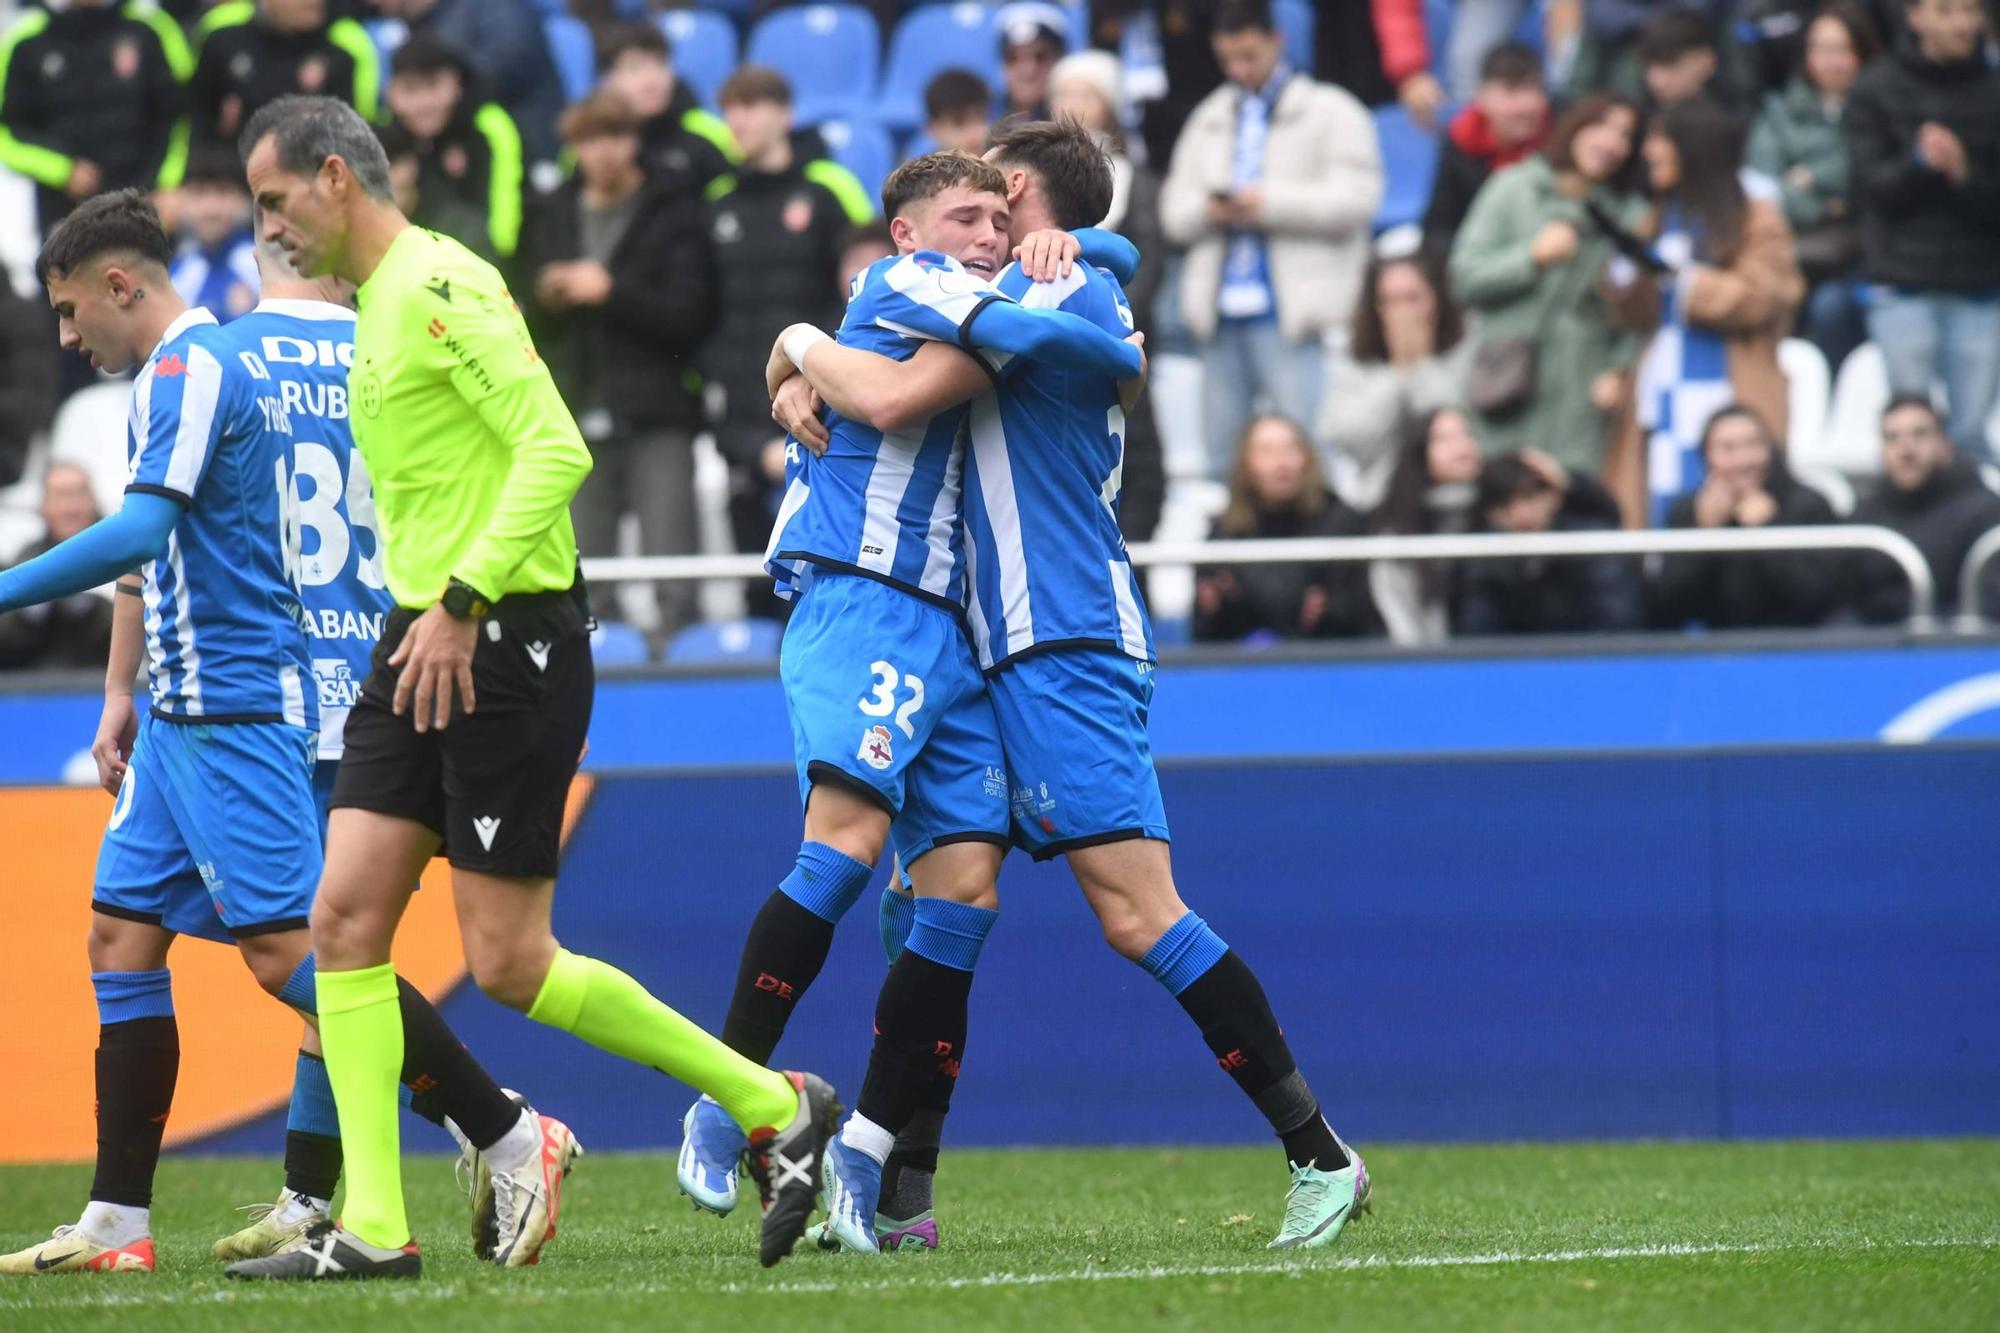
xmin=331 ymin=581 xmax=593 ymax=879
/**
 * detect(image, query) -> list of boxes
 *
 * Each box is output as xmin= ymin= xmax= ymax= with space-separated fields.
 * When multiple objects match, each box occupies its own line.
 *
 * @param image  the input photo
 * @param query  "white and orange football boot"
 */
xmin=485 ymin=1111 xmax=583 ymax=1267
xmin=0 ymin=1225 xmax=155 ymax=1275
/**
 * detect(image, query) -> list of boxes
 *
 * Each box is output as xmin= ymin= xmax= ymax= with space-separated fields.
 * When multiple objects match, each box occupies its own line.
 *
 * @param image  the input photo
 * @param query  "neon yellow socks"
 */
xmin=528 ymin=948 xmax=797 ymax=1133
xmin=314 ymin=963 xmax=407 ymax=1249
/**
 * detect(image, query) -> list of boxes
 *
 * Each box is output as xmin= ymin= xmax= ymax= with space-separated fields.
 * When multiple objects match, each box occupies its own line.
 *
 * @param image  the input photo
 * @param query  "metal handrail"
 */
xmin=585 ymin=524 xmax=1938 ymax=628
xmin=1958 ymin=526 xmax=2000 ymax=629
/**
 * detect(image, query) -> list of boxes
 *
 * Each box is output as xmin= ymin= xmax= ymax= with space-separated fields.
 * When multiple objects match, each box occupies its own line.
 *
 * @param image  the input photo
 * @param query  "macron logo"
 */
xmin=472 ymin=816 xmax=501 ymax=850
xmin=525 ymin=640 xmax=550 ymax=672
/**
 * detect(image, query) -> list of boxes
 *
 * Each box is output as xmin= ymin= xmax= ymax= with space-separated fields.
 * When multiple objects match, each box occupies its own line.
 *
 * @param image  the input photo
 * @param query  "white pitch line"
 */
xmin=713 ymin=1235 xmax=2000 ymax=1296
xmin=9 ymin=1234 xmax=1995 ymax=1309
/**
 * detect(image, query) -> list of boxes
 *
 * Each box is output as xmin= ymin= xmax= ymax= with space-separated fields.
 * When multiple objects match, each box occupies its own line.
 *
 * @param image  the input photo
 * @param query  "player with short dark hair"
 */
xmin=0 ymin=190 xmax=542 ymax=1278
xmin=674 ymin=149 xmax=1143 ymax=1253
xmin=231 ymin=93 xmax=837 ymax=1278
xmin=771 ymin=121 xmax=1368 ymax=1253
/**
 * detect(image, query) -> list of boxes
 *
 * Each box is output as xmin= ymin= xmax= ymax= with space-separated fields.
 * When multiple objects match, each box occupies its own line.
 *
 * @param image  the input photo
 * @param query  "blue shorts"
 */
xmin=93 ymin=715 xmax=322 ymax=944
xmin=989 ymin=648 xmax=1170 ymax=861
xmin=781 ymin=573 xmax=1009 ymax=866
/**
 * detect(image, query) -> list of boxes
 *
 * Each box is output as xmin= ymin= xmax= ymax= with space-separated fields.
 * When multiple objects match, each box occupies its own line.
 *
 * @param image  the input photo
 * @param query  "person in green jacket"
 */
xmin=1448 ymin=92 xmax=1650 ymax=476
xmin=1746 ymin=1 xmax=1884 ymax=373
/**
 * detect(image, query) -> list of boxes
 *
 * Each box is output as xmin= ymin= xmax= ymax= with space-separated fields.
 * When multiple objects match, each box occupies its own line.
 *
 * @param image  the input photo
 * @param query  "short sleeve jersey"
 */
xmin=763 ymin=250 xmax=1003 ymax=612
xmin=960 ymin=262 xmax=1155 ymax=671
xmin=349 ymin=226 xmax=583 ymax=608
xmin=229 ymin=298 xmax=393 ymax=759
xmin=126 ymin=306 xmax=316 ymax=726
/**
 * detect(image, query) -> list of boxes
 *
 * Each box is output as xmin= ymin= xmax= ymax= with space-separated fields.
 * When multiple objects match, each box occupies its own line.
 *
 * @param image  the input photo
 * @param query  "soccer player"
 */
xmin=674 ymin=149 xmax=1143 ymax=1252
xmin=232 ymin=94 xmax=836 ymax=1277
xmin=0 ymin=191 xmax=555 ymax=1277
xmin=772 ymin=122 xmax=1371 ymax=1252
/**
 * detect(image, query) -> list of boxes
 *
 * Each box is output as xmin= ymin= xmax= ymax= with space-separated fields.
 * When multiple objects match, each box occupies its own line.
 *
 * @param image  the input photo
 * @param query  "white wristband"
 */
xmin=783 ymin=325 xmax=831 ymax=370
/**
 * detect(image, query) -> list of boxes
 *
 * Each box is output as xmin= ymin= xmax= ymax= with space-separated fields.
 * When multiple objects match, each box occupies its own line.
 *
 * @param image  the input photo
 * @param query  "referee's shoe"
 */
xmin=747 ymin=1071 xmax=841 ymax=1267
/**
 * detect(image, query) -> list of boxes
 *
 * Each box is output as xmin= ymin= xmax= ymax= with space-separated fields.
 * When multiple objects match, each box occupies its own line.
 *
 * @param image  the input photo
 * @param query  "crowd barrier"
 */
xmin=3 ymin=639 xmax=1996 ymax=1160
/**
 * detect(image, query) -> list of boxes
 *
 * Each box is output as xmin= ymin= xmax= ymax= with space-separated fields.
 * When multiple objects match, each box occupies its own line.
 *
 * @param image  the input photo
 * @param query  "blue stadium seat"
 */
xmin=666 ymin=618 xmax=785 ymax=663
xmin=879 ymin=2 xmax=1000 ymax=132
xmin=1373 ymin=104 xmax=1442 ymax=233
xmin=590 ymin=620 xmax=652 ymax=667
xmin=1273 ymin=0 xmax=1315 ymax=76
xmin=657 ymin=8 xmax=739 ymax=108
xmin=813 ymin=115 xmax=895 ymax=202
xmin=746 ymin=4 xmax=881 ymax=123
xmin=543 ymin=13 xmax=597 ymax=105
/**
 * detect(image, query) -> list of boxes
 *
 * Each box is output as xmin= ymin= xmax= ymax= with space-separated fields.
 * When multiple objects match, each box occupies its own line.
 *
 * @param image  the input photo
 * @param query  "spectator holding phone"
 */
xmin=1449 ymin=93 xmax=1649 ymax=475
xmin=1618 ymin=98 xmax=1803 ymax=524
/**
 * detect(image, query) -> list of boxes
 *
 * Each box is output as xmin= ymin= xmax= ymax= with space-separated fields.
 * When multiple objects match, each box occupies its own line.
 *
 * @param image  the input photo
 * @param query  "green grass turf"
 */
xmin=1 ymin=1141 xmax=1996 ymax=1331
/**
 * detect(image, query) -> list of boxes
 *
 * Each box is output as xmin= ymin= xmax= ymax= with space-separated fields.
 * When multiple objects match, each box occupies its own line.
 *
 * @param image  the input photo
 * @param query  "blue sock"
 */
xmin=905 ymin=898 xmax=999 ymax=972
xmin=778 ymin=841 xmax=875 ymax=924
xmin=879 ymin=888 xmax=916 ymax=965
xmin=1138 ymin=912 xmax=1230 ymax=996
xmin=92 ymin=969 xmax=174 ymax=1024
xmin=277 ymin=954 xmax=317 ymax=1013
xmin=287 ymin=1049 xmax=341 ymax=1137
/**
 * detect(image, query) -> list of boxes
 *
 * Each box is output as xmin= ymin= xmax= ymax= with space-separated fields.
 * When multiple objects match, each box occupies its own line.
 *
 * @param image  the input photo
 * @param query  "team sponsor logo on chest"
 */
xmin=297 ymin=56 xmax=327 ymax=93
xmin=783 ymin=195 xmax=814 ymax=233
xmin=111 ymin=39 xmax=139 ymax=80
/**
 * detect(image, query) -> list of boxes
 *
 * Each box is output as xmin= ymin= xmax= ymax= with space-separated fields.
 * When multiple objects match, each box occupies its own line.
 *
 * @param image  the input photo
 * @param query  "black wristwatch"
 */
xmin=440 ymin=577 xmax=491 ymax=621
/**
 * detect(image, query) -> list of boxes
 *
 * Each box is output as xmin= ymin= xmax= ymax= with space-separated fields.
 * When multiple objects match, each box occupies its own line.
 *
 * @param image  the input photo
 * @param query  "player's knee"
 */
xmin=1097 ymin=907 xmax=1159 ymax=961
xmin=86 ymin=909 xmax=169 ymax=973
xmin=465 ymin=935 xmax=556 ymax=1011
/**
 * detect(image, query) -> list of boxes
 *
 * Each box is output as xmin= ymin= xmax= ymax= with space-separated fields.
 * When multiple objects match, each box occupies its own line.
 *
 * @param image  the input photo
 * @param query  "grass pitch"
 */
xmin=1 ymin=1141 xmax=1995 ymax=1331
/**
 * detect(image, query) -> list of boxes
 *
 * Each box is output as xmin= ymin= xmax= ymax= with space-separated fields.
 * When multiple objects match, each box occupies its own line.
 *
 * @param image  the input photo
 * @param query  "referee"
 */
xmin=231 ymin=96 xmax=835 ymax=1279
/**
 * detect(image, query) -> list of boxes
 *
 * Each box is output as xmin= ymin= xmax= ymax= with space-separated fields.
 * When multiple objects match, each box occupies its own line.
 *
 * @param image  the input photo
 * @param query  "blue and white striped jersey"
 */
xmin=962 ymin=261 xmax=1155 ymax=671
xmin=126 ymin=306 xmax=315 ymax=727
xmin=764 ymin=251 xmax=999 ymax=612
xmin=227 ymin=299 xmax=392 ymax=758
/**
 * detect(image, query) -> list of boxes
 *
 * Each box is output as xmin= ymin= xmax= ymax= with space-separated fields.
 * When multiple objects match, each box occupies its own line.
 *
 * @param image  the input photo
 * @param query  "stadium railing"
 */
xmin=1958 ymin=526 xmax=2000 ymax=630
xmin=584 ymin=524 xmax=1940 ymax=629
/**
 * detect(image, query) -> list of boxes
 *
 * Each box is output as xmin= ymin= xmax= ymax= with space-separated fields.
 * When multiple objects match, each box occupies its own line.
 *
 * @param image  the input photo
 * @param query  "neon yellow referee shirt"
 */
xmin=349 ymin=227 xmax=592 ymax=609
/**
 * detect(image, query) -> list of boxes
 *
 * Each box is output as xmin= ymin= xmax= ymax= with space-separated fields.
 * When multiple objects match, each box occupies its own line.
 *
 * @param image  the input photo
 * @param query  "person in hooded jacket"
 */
xmin=1845 ymin=394 xmax=2000 ymax=622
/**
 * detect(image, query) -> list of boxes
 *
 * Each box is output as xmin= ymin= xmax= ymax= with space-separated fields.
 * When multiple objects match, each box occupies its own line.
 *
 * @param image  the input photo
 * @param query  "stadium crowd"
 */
xmin=0 ymin=0 xmax=1997 ymax=662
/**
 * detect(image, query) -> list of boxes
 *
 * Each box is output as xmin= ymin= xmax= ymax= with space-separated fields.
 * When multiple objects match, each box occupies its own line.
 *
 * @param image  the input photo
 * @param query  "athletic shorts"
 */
xmin=331 ymin=584 xmax=593 ymax=879
xmin=781 ymin=572 xmax=1009 ymax=866
xmin=988 ymin=648 xmax=1170 ymax=861
xmin=93 ymin=714 xmax=322 ymax=944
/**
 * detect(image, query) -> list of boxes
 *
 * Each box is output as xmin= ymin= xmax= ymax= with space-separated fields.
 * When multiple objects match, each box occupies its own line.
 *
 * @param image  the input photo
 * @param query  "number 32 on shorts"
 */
xmin=858 ymin=660 xmax=925 ymax=739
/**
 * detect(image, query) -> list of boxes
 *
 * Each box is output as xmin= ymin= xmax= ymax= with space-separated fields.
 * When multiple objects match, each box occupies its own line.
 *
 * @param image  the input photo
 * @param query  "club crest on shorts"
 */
xmin=858 ymin=724 xmax=894 ymax=771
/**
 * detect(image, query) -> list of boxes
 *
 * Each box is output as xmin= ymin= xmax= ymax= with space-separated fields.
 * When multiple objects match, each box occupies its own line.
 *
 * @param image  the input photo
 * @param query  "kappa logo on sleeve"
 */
xmin=155 ymin=353 xmax=187 ymax=378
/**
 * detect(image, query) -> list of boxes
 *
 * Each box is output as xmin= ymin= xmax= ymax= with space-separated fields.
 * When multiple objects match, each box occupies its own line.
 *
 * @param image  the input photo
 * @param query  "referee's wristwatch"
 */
xmin=440 ymin=577 xmax=491 ymax=621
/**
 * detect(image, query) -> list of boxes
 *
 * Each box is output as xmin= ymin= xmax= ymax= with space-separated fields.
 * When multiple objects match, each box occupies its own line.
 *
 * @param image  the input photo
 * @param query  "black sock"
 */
xmin=857 ymin=951 xmax=970 ymax=1138
xmin=89 ymin=1016 xmax=180 ymax=1207
xmin=881 ymin=1105 xmax=947 ymax=1217
xmin=283 ymin=1130 xmax=342 ymax=1202
xmin=395 ymin=976 xmax=520 ymax=1149
xmin=720 ymin=891 xmax=837 ymax=1064
xmin=1174 ymin=951 xmax=1346 ymax=1169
